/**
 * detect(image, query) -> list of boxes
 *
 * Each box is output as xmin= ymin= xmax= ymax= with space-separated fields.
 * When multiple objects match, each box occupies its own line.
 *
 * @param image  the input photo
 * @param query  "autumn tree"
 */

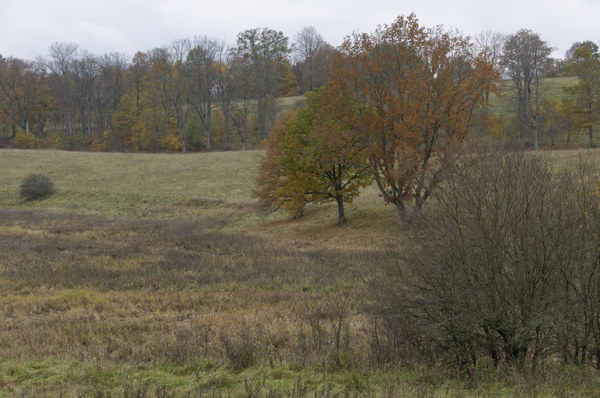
xmin=326 ymin=14 xmax=497 ymax=227
xmin=108 ymin=51 xmax=150 ymax=151
xmin=144 ymin=46 xmax=188 ymax=152
xmin=0 ymin=57 xmax=51 ymax=136
xmin=564 ymin=40 xmax=600 ymax=148
xmin=255 ymin=90 xmax=371 ymax=225
xmin=503 ymin=29 xmax=552 ymax=150
xmin=538 ymin=97 xmax=573 ymax=146
xmin=254 ymin=109 xmax=296 ymax=215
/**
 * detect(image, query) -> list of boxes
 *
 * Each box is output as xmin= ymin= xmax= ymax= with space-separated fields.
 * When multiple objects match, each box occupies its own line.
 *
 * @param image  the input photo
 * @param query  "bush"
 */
xmin=20 ymin=174 xmax=55 ymax=201
xmin=13 ymin=131 xmax=37 ymax=149
xmin=371 ymin=146 xmax=600 ymax=371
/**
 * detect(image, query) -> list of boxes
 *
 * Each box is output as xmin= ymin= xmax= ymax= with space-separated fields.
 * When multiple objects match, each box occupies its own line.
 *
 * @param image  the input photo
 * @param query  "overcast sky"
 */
xmin=1 ymin=0 xmax=598 ymax=60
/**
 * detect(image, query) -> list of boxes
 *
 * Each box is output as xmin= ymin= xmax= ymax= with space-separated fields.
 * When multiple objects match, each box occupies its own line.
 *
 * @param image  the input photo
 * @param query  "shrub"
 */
xmin=371 ymin=146 xmax=600 ymax=372
xmin=13 ymin=131 xmax=37 ymax=149
xmin=20 ymin=174 xmax=55 ymax=201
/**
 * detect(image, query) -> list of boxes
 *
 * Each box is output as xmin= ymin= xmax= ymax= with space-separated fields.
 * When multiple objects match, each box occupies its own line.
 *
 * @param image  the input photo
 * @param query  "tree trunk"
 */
xmin=335 ymin=195 xmax=346 ymax=225
xmin=205 ymin=120 xmax=212 ymax=151
xmin=258 ymin=96 xmax=267 ymax=140
xmin=222 ymin=107 xmax=231 ymax=151
xmin=393 ymin=200 xmax=410 ymax=229
xmin=589 ymin=125 xmax=594 ymax=148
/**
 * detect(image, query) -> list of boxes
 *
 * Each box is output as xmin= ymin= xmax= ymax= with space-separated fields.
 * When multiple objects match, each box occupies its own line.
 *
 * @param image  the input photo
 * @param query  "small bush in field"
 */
xmin=20 ymin=174 xmax=55 ymax=201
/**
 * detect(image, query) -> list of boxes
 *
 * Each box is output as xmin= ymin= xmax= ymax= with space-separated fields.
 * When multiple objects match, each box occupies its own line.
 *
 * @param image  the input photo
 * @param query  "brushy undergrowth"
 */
xmin=1 ymin=209 xmax=600 ymax=396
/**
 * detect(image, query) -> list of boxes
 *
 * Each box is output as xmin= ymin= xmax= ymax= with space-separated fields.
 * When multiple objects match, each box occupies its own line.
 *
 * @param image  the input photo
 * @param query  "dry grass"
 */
xmin=0 ymin=208 xmax=389 ymax=396
xmin=0 ymin=148 xmax=599 ymax=396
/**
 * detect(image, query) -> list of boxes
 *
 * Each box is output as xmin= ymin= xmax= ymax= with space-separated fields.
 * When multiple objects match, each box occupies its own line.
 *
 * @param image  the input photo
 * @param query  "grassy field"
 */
xmin=1 ymin=148 xmax=600 ymax=397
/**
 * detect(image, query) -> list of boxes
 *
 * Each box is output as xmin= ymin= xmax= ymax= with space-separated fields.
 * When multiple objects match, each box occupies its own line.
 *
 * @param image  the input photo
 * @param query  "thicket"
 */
xmin=370 ymin=147 xmax=600 ymax=373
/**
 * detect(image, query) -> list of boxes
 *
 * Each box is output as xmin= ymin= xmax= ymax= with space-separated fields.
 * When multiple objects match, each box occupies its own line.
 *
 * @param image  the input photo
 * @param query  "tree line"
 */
xmin=0 ymin=27 xmax=332 ymax=151
xmin=1 ymin=21 xmax=599 ymax=152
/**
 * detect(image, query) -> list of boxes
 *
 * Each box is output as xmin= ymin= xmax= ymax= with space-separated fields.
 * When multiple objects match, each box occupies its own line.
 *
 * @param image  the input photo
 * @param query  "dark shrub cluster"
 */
xmin=19 ymin=174 xmax=55 ymax=201
xmin=371 ymin=147 xmax=600 ymax=372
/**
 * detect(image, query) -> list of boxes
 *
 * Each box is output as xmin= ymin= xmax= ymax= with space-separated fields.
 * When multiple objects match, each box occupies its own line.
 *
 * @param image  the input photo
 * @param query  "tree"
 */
xmin=538 ymin=97 xmax=572 ymax=146
xmin=108 ymin=51 xmax=149 ymax=151
xmin=215 ymin=54 xmax=234 ymax=150
xmin=144 ymin=46 xmax=188 ymax=152
xmin=255 ymin=90 xmax=371 ymax=225
xmin=44 ymin=42 xmax=79 ymax=142
xmin=564 ymin=40 xmax=600 ymax=148
xmin=503 ymin=29 xmax=552 ymax=150
xmin=231 ymin=28 xmax=291 ymax=140
xmin=96 ymin=52 xmax=129 ymax=135
xmin=292 ymin=27 xmax=334 ymax=93
xmin=228 ymin=55 xmax=255 ymax=150
xmin=0 ymin=57 xmax=50 ymax=136
xmin=326 ymin=14 xmax=497 ymax=227
xmin=184 ymin=37 xmax=226 ymax=151
xmin=72 ymin=51 xmax=99 ymax=139
xmin=474 ymin=31 xmax=505 ymax=100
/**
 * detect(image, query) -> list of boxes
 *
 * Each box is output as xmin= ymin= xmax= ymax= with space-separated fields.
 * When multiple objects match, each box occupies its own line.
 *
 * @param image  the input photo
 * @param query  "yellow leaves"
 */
xmin=13 ymin=130 xmax=36 ymax=149
xmin=159 ymin=133 xmax=182 ymax=153
xmin=254 ymin=89 xmax=371 ymax=220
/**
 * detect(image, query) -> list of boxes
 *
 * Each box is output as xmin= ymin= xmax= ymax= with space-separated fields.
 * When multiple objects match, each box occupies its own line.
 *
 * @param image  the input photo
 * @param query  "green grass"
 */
xmin=0 ymin=149 xmax=260 ymax=221
xmin=0 ymin=148 xmax=400 ymax=244
xmin=490 ymin=76 xmax=578 ymax=113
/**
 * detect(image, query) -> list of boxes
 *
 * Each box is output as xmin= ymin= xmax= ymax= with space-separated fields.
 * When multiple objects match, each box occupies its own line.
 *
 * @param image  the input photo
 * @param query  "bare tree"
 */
xmin=229 ymin=56 xmax=254 ymax=150
xmin=44 ymin=42 xmax=79 ymax=141
xmin=503 ymin=29 xmax=552 ymax=150
xmin=292 ymin=26 xmax=334 ymax=93
xmin=96 ymin=52 xmax=129 ymax=134
xmin=474 ymin=31 xmax=506 ymax=98
xmin=184 ymin=37 xmax=226 ymax=151
xmin=216 ymin=50 xmax=234 ymax=150
xmin=72 ymin=51 xmax=99 ymax=138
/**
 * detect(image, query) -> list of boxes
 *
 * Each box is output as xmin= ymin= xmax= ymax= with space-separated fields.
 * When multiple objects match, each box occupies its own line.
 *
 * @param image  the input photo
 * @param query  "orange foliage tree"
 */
xmin=326 ymin=14 xmax=498 ymax=227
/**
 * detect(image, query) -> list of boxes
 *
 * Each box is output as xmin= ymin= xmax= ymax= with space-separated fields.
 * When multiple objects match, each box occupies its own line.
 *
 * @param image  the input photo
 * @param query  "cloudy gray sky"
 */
xmin=1 ymin=0 xmax=598 ymax=60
